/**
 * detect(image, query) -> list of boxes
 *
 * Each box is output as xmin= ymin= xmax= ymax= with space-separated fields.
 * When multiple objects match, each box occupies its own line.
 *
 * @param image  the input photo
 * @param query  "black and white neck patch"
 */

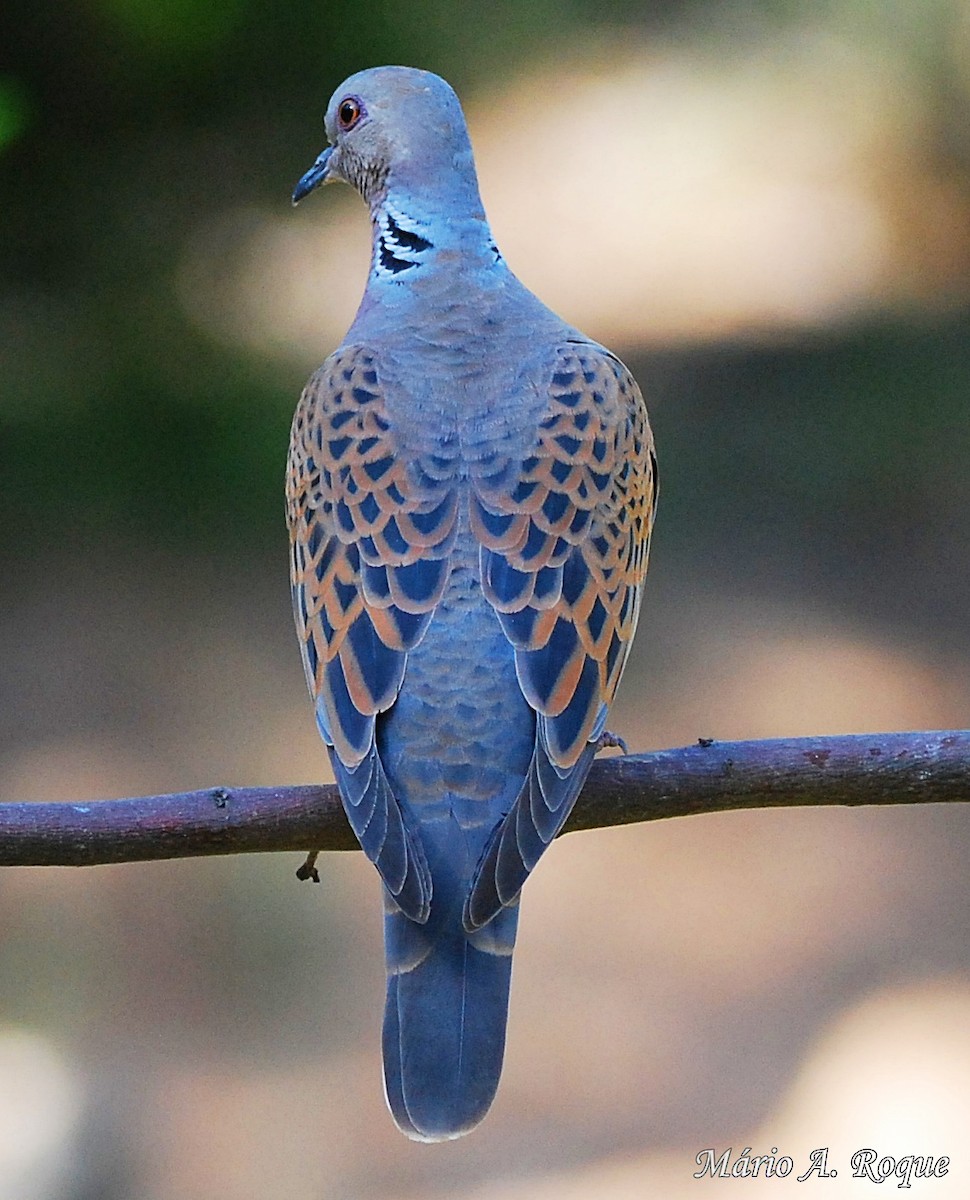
xmin=375 ymin=206 xmax=434 ymax=277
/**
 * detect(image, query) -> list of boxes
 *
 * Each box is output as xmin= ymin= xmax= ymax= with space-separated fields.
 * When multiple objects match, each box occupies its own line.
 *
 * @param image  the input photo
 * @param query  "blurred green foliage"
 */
xmin=97 ymin=0 xmax=251 ymax=56
xmin=0 ymin=75 xmax=30 ymax=152
xmin=1 ymin=0 xmax=969 ymax=638
xmin=1 ymin=0 xmax=640 ymax=558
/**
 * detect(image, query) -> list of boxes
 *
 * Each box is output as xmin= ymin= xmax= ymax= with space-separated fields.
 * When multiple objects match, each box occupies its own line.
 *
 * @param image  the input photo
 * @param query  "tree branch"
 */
xmin=1 ymin=730 xmax=968 ymax=870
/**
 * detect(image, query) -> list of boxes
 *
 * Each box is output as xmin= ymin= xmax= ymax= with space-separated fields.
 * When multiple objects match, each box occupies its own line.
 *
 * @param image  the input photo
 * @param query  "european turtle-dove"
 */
xmin=288 ymin=65 xmax=657 ymax=1141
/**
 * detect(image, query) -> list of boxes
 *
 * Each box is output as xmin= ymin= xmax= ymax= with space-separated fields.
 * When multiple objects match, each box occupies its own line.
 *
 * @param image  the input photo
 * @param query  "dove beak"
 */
xmin=292 ymin=146 xmax=334 ymax=205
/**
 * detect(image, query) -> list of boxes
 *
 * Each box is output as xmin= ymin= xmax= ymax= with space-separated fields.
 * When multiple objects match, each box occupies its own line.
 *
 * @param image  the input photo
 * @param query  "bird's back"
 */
xmin=347 ymin=290 xmax=583 ymax=1139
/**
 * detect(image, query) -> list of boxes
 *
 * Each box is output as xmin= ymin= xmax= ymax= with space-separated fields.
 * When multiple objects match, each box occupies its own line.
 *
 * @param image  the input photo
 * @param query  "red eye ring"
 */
xmin=337 ymin=97 xmax=362 ymax=131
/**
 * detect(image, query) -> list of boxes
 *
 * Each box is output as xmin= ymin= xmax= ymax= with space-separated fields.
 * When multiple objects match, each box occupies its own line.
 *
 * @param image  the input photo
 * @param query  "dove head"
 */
xmin=293 ymin=67 xmax=487 ymax=226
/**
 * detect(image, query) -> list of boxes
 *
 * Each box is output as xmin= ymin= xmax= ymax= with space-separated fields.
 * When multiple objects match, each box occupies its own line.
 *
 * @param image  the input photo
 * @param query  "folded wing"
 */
xmin=287 ymin=345 xmax=459 ymax=922
xmin=465 ymin=343 xmax=657 ymax=930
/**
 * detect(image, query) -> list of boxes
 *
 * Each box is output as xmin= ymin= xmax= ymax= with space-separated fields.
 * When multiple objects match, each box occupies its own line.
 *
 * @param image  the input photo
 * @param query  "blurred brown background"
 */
xmin=2 ymin=0 xmax=970 ymax=1196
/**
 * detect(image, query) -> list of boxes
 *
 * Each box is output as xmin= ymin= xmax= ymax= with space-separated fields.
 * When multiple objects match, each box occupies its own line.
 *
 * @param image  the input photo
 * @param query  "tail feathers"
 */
xmin=382 ymin=904 xmax=518 ymax=1142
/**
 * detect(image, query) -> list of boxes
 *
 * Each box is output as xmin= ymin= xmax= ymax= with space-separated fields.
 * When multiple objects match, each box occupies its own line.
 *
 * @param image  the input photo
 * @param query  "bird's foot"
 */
xmin=595 ymin=729 xmax=628 ymax=755
xmin=296 ymin=850 xmax=321 ymax=883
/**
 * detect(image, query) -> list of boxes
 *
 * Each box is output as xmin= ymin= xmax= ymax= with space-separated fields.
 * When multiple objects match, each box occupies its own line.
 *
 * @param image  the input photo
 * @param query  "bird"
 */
xmin=287 ymin=65 xmax=657 ymax=1142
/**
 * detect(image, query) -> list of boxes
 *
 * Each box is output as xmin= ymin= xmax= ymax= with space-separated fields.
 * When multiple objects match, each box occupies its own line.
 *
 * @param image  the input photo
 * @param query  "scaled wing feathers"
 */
xmin=287 ymin=345 xmax=458 ymax=921
xmin=465 ymin=343 xmax=657 ymax=929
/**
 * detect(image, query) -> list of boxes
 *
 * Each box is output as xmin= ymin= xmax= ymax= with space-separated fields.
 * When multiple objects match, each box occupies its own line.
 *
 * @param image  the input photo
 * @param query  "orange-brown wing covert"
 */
xmin=465 ymin=343 xmax=657 ymax=929
xmin=287 ymin=345 xmax=459 ymax=921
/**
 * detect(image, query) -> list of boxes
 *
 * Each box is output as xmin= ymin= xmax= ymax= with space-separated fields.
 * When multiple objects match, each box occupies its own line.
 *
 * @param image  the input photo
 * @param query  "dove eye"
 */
xmin=337 ymin=97 xmax=363 ymax=131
